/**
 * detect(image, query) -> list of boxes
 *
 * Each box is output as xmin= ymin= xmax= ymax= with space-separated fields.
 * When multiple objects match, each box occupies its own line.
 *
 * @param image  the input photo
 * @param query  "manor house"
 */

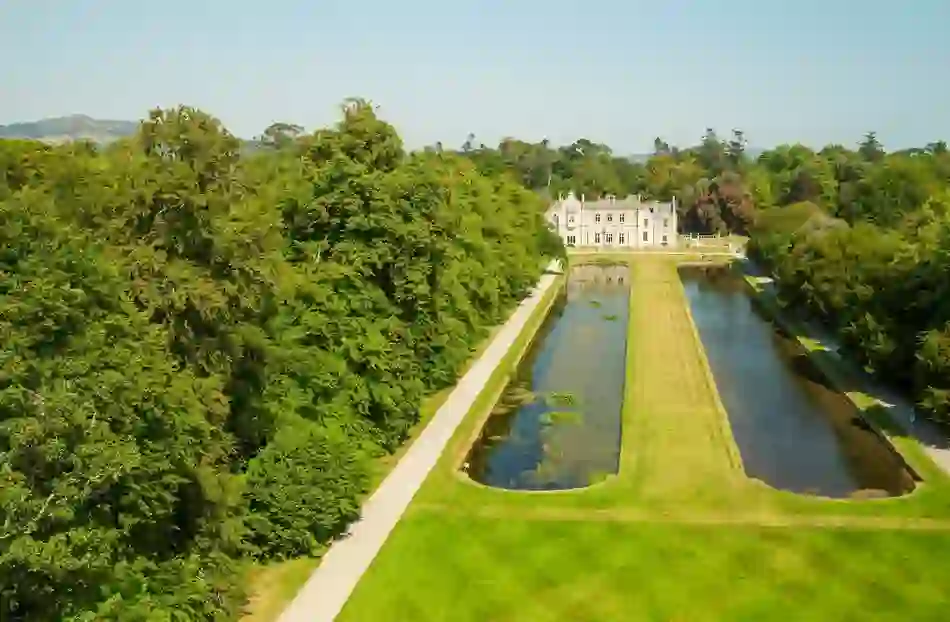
xmin=546 ymin=192 xmax=678 ymax=249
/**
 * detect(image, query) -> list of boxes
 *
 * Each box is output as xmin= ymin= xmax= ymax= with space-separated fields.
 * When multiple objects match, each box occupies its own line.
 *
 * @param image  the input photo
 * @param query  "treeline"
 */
xmin=749 ymin=194 xmax=950 ymax=425
xmin=445 ymin=130 xmax=759 ymax=234
xmin=0 ymin=101 xmax=561 ymax=619
xmin=739 ymin=138 xmax=950 ymax=424
xmin=452 ymin=131 xmax=950 ymax=236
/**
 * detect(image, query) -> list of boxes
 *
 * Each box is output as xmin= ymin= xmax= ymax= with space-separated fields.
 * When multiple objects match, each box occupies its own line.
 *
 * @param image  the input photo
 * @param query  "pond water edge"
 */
xmin=462 ymin=263 xmax=630 ymax=491
xmin=679 ymin=263 xmax=916 ymax=499
xmin=740 ymin=270 xmax=923 ymax=486
xmin=453 ymin=271 xmax=568 ymax=470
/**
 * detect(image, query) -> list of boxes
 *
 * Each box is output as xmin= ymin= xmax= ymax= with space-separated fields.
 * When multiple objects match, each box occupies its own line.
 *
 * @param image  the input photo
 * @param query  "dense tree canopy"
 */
xmin=0 ymin=101 xmax=561 ymax=620
xmin=738 ymin=140 xmax=950 ymax=425
xmin=453 ymin=129 xmax=950 ymax=237
xmin=452 ymin=129 xmax=760 ymax=234
xmin=749 ymin=192 xmax=950 ymax=425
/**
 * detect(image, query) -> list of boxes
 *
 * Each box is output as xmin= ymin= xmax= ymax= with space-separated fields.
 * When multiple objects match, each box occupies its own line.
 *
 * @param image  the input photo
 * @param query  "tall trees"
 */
xmin=0 ymin=101 xmax=560 ymax=620
xmin=859 ymin=131 xmax=886 ymax=162
xmin=750 ymin=192 xmax=950 ymax=426
xmin=726 ymin=129 xmax=748 ymax=170
xmin=0 ymin=191 xmax=246 ymax=618
xmin=259 ymin=122 xmax=305 ymax=149
xmin=454 ymin=128 xmax=765 ymax=234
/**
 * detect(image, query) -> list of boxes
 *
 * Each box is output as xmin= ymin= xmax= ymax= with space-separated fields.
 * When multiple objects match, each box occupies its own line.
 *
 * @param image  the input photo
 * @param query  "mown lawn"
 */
xmin=339 ymin=512 xmax=950 ymax=622
xmin=324 ymin=255 xmax=950 ymax=620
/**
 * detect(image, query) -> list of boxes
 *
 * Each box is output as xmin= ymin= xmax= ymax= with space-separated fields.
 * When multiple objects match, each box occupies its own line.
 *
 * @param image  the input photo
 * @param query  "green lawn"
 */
xmin=339 ymin=512 xmax=950 ymax=622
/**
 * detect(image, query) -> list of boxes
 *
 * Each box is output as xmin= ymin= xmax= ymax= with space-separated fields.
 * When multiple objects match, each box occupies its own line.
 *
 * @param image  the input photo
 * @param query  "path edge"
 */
xmin=276 ymin=262 xmax=562 ymax=622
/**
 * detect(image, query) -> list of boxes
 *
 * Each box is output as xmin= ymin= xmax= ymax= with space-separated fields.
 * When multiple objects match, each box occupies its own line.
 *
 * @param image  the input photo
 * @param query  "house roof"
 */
xmin=555 ymin=192 xmax=675 ymax=213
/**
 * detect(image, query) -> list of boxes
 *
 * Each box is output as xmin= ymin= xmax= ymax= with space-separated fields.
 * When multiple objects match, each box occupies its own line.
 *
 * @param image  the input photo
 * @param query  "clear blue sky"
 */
xmin=2 ymin=0 xmax=948 ymax=152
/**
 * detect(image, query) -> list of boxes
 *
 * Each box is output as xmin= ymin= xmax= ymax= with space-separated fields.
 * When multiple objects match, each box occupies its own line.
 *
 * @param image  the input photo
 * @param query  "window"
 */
xmin=663 ymin=218 xmax=669 ymax=227
xmin=605 ymin=233 xmax=613 ymax=244
xmin=643 ymin=218 xmax=648 ymax=228
xmin=594 ymin=232 xmax=601 ymax=243
xmin=595 ymin=214 xmax=601 ymax=223
xmin=607 ymin=214 xmax=613 ymax=222
xmin=567 ymin=235 xmax=576 ymax=245
xmin=619 ymin=213 xmax=625 ymax=223
xmin=619 ymin=233 xmax=625 ymax=244
xmin=568 ymin=215 xmax=575 ymax=224
xmin=642 ymin=231 xmax=648 ymax=242
xmin=662 ymin=234 xmax=668 ymax=244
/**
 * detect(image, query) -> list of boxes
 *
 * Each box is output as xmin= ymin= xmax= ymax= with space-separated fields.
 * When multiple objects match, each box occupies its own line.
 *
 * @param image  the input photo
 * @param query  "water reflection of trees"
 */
xmin=682 ymin=266 xmax=915 ymax=497
xmin=568 ymin=264 xmax=630 ymax=297
xmin=468 ymin=262 xmax=627 ymax=490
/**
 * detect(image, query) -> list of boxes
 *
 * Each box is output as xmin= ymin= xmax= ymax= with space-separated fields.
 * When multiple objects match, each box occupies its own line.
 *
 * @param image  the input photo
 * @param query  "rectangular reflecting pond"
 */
xmin=680 ymin=264 xmax=915 ymax=498
xmin=465 ymin=264 xmax=629 ymax=490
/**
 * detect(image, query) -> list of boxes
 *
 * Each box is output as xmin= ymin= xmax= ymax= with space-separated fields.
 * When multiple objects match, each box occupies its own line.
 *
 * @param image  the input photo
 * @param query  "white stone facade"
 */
xmin=546 ymin=192 xmax=678 ymax=249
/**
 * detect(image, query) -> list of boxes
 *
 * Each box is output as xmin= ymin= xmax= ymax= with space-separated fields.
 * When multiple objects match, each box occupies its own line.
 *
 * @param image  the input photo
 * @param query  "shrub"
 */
xmin=245 ymin=419 xmax=371 ymax=559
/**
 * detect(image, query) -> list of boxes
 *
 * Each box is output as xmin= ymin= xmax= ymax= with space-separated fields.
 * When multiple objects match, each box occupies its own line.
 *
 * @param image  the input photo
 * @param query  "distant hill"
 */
xmin=0 ymin=114 xmax=268 ymax=153
xmin=0 ymin=114 xmax=140 ymax=144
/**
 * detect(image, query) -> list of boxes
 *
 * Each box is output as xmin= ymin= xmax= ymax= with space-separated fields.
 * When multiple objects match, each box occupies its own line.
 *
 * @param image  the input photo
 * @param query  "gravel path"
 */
xmin=277 ymin=264 xmax=561 ymax=622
